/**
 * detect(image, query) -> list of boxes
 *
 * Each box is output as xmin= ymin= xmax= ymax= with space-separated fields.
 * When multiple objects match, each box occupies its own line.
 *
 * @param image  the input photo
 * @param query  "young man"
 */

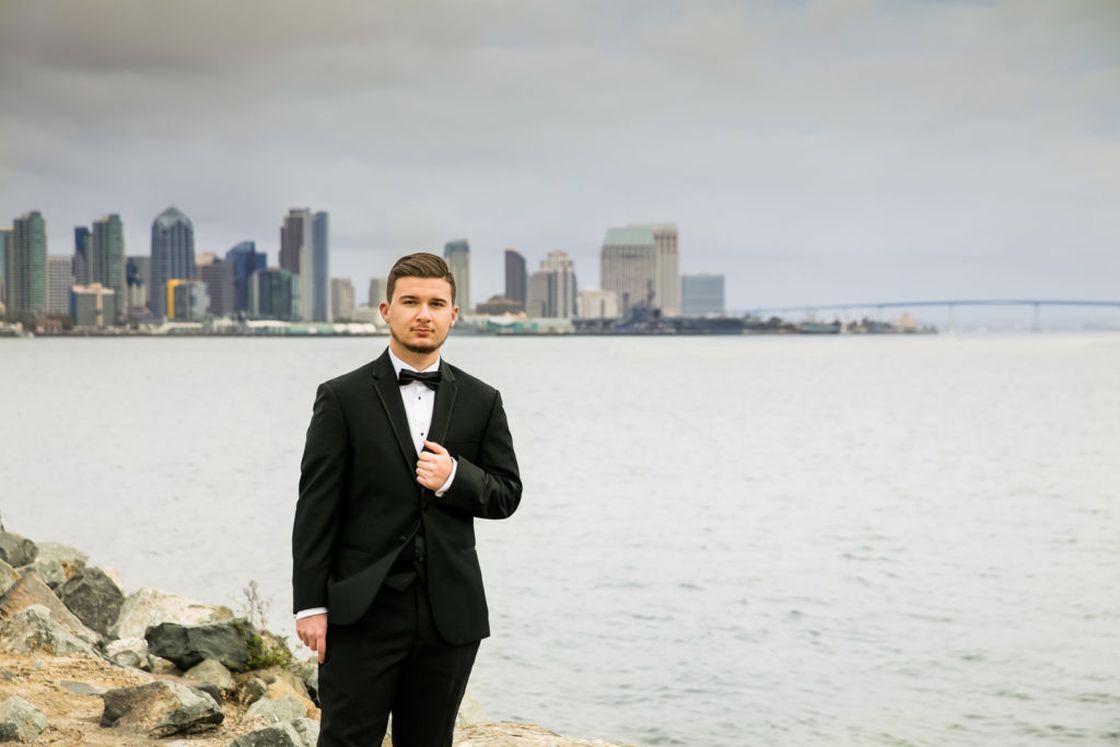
xmin=292 ymin=252 xmax=522 ymax=746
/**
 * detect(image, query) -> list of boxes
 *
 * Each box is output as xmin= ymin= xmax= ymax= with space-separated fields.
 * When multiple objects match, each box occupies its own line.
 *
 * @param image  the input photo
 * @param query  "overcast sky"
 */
xmin=1 ymin=0 xmax=1117 ymax=311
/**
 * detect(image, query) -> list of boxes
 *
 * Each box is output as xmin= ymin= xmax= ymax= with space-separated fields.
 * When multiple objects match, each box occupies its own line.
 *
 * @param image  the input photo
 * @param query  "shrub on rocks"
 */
xmin=0 ymin=696 xmax=48 ymax=743
xmin=0 ymin=533 xmax=37 ymax=569
xmin=230 ymin=717 xmax=320 ymax=747
xmin=100 ymin=680 xmax=223 ymax=738
xmin=58 ymin=566 xmax=125 ymax=637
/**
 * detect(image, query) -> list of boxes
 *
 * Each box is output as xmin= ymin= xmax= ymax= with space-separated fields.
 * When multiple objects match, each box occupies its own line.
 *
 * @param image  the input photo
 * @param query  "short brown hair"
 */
xmin=386 ymin=252 xmax=456 ymax=303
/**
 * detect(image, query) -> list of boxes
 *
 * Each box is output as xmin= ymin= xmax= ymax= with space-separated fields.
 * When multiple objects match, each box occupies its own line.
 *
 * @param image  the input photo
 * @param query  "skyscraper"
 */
xmin=311 ymin=211 xmax=330 ymax=322
xmin=653 ymin=225 xmax=680 ymax=315
xmin=331 ymin=278 xmax=355 ymax=321
xmin=368 ymin=277 xmax=388 ymax=307
xmin=0 ymin=229 xmax=9 ymax=307
xmin=443 ymin=239 xmax=470 ymax=311
xmin=280 ymin=208 xmax=330 ymax=321
xmin=225 ymin=241 xmax=265 ymax=314
xmin=73 ymin=226 xmax=91 ymax=285
xmin=681 ymin=274 xmax=725 ymax=316
xmin=504 ymin=249 xmax=527 ymax=308
xmin=196 ymin=252 xmax=230 ymax=317
xmin=7 ymin=211 xmax=47 ymax=319
xmin=46 ymin=256 xmax=74 ymax=316
xmin=166 ymin=279 xmax=209 ymax=321
xmin=250 ymin=267 xmax=299 ymax=321
xmin=91 ymin=214 xmax=125 ymax=320
xmin=150 ymin=206 xmax=195 ymax=318
xmin=126 ymin=256 xmax=151 ymax=315
xmin=600 ymin=223 xmax=680 ymax=315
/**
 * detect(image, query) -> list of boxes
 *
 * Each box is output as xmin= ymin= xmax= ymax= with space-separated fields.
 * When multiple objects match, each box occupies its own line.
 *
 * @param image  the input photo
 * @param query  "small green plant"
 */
xmin=237 ymin=580 xmax=293 ymax=670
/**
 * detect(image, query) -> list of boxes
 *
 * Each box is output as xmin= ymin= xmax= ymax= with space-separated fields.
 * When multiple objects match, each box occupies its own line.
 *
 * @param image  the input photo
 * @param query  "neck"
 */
xmin=389 ymin=339 xmax=440 ymax=371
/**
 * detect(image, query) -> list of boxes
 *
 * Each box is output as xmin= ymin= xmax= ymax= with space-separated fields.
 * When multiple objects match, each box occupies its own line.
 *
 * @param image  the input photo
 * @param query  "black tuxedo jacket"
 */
xmin=291 ymin=349 xmax=522 ymax=645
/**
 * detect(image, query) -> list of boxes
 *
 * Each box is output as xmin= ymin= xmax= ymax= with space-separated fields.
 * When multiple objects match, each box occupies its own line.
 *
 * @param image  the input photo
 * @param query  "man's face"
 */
xmin=379 ymin=276 xmax=459 ymax=355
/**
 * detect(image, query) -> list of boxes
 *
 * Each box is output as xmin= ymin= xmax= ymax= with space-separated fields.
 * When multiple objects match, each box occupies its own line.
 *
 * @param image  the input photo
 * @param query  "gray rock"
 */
xmin=58 ymin=566 xmax=125 ymax=637
xmin=18 ymin=542 xmax=87 ymax=590
xmin=185 ymin=658 xmax=234 ymax=692
xmin=0 ymin=571 xmax=101 ymax=647
xmin=0 ymin=605 xmax=99 ymax=657
xmin=105 ymin=636 xmax=151 ymax=670
xmin=241 ymin=677 xmax=268 ymax=705
xmin=60 ymin=680 xmax=106 ymax=696
xmin=293 ymin=656 xmax=319 ymax=704
xmin=243 ymin=694 xmax=307 ymax=726
xmin=146 ymin=619 xmax=251 ymax=672
xmin=112 ymin=587 xmax=234 ymax=640
xmin=230 ymin=717 xmax=320 ymax=747
xmin=0 ymin=696 xmax=48 ymax=743
xmin=0 ymin=533 xmax=37 ymax=569
xmin=0 ymin=560 xmax=19 ymax=598
xmin=100 ymin=680 xmax=223 ymax=738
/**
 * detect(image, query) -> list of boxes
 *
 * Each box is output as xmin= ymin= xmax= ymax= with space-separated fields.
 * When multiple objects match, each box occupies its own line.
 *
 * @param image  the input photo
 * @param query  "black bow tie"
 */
xmin=398 ymin=369 xmax=441 ymax=390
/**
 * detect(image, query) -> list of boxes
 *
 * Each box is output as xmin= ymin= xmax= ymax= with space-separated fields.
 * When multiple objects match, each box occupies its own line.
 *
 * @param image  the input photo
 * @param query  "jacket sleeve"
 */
xmin=439 ymin=390 xmax=522 ymax=520
xmin=291 ymin=382 xmax=350 ymax=612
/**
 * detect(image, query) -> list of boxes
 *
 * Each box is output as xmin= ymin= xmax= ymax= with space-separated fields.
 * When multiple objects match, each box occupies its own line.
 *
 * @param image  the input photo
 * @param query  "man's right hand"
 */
xmin=296 ymin=613 xmax=328 ymax=663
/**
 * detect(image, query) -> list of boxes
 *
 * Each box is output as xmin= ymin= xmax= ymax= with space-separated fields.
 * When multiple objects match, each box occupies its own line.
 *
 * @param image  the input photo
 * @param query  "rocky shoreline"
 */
xmin=0 ymin=519 xmax=630 ymax=746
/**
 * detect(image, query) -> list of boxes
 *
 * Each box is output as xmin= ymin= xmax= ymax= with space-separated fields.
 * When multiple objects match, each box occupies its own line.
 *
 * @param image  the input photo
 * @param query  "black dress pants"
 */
xmin=317 ymin=579 xmax=480 ymax=747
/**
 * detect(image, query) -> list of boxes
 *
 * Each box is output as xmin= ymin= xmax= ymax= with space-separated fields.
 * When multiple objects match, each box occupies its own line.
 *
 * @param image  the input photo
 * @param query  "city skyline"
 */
xmin=1 ymin=2 xmax=1118 ymax=311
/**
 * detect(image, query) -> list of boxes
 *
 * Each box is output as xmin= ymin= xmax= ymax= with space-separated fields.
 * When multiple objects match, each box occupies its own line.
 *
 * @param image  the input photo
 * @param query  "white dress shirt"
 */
xmin=295 ymin=349 xmax=457 ymax=621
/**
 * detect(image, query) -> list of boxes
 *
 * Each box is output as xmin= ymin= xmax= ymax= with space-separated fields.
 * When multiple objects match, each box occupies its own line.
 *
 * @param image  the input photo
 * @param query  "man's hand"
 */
xmin=417 ymin=440 xmax=453 ymax=490
xmin=296 ymin=613 xmax=328 ymax=664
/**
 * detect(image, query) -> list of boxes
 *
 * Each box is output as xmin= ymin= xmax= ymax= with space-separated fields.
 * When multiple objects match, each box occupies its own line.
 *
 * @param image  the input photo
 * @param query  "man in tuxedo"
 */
xmin=292 ymin=252 xmax=522 ymax=746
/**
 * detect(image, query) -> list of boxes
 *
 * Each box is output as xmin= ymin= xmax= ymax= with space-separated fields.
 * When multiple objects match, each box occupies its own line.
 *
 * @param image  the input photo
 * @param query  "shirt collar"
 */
xmin=387 ymin=347 xmax=441 ymax=377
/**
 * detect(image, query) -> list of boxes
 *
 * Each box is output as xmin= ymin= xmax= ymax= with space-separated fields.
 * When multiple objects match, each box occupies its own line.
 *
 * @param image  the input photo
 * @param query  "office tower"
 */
xmin=71 ymin=283 xmax=117 ymax=327
xmin=0 ymin=228 xmax=9 ymax=307
xmin=126 ymin=256 xmax=151 ymax=313
xmin=150 ymin=206 xmax=195 ymax=318
xmin=46 ymin=256 xmax=74 ymax=316
xmin=7 ymin=211 xmax=47 ymax=319
xmin=577 ymin=289 xmax=620 ymax=319
xmin=504 ymin=249 xmax=527 ymax=308
xmin=526 ymin=271 xmax=550 ymax=317
xmin=280 ymin=208 xmax=329 ymax=321
xmin=600 ymin=223 xmax=679 ymax=315
xmin=539 ymin=250 xmax=576 ymax=318
xmin=250 ymin=268 xmax=299 ymax=321
xmin=73 ymin=226 xmax=91 ymax=285
xmin=90 ymin=214 xmax=125 ymax=319
xmin=443 ymin=239 xmax=470 ymax=310
xmin=196 ymin=252 xmax=230 ymax=317
xmin=368 ymin=277 xmax=388 ymax=307
xmin=166 ymin=279 xmax=209 ymax=321
xmin=225 ymin=241 xmax=265 ymax=314
xmin=681 ymin=274 xmax=725 ymax=316
xmin=280 ymin=209 xmax=308 ymax=274
xmin=311 ymin=212 xmax=330 ymax=322
xmin=331 ymin=278 xmax=355 ymax=321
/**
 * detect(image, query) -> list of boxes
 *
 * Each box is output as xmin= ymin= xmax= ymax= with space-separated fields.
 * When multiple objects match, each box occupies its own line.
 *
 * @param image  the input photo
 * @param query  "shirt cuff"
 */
xmin=435 ymin=458 xmax=457 ymax=497
xmin=295 ymin=607 xmax=328 ymax=620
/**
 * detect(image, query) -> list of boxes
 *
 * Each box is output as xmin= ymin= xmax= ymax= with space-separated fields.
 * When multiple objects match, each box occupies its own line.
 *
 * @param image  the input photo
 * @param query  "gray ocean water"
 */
xmin=1 ymin=334 xmax=1118 ymax=746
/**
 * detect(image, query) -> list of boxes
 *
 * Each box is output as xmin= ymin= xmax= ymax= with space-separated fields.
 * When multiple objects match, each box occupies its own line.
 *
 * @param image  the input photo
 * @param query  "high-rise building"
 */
xmin=368 ymin=277 xmax=388 ymax=307
xmin=331 ymin=278 xmax=355 ymax=321
xmin=196 ymin=252 xmax=231 ymax=317
xmin=150 ymin=206 xmax=195 ymax=318
xmin=126 ymin=256 xmax=151 ymax=314
xmin=166 ymin=279 xmax=209 ymax=321
xmin=90 ymin=214 xmax=125 ymax=319
xmin=539 ymin=250 xmax=576 ymax=318
xmin=73 ymin=226 xmax=91 ymax=285
xmin=280 ymin=208 xmax=329 ymax=321
xmin=250 ymin=268 xmax=299 ymax=321
xmin=600 ymin=223 xmax=679 ymax=315
xmin=46 ymin=256 xmax=74 ymax=316
xmin=7 ymin=211 xmax=47 ymax=319
xmin=526 ymin=271 xmax=550 ymax=318
xmin=0 ymin=229 xmax=9 ymax=307
xmin=577 ymin=289 xmax=619 ymax=319
xmin=225 ymin=241 xmax=265 ymax=314
xmin=311 ymin=212 xmax=330 ymax=322
xmin=681 ymin=273 xmax=725 ymax=316
xmin=71 ymin=283 xmax=117 ymax=327
xmin=504 ymin=249 xmax=527 ymax=308
xmin=443 ymin=239 xmax=470 ymax=311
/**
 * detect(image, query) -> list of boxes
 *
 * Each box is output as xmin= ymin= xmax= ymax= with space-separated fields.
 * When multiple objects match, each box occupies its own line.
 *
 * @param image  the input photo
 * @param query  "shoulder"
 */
xmin=446 ymin=363 xmax=498 ymax=399
xmin=319 ymin=361 xmax=376 ymax=397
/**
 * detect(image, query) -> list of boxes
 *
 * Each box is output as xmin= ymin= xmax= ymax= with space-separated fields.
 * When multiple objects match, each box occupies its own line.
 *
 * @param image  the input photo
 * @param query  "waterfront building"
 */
xmin=443 ymin=239 xmax=470 ymax=311
xmin=0 ymin=228 xmax=9 ymax=307
xmin=72 ymin=226 xmax=91 ymax=285
xmin=150 ymin=206 xmax=195 ymax=318
xmin=476 ymin=295 xmax=525 ymax=316
xmin=249 ymin=267 xmax=299 ymax=321
xmin=331 ymin=277 xmax=355 ymax=321
xmin=577 ymin=288 xmax=619 ymax=319
xmin=225 ymin=241 xmax=265 ymax=314
xmin=311 ymin=212 xmax=330 ymax=322
xmin=46 ymin=256 xmax=74 ymax=317
xmin=7 ymin=211 xmax=47 ymax=319
xmin=280 ymin=208 xmax=330 ymax=321
xmin=166 ymin=279 xmax=209 ymax=321
xmin=504 ymin=249 xmax=527 ymax=309
xmin=71 ymin=283 xmax=117 ymax=327
xmin=368 ymin=277 xmax=387 ymax=307
xmin=196 ymin=252 xmax=230 ymax=317
xmin=681 ymin=273 xmax=725 ymax=316
xmin=90 ymin=214 xmax=125 ymax=319
xmin=600 ymin=223 xmax=679 ymax=315
xmin=526 ymin=271 xmax=549 ymax=318
xmin=126 ymin=256 xmax=151 ymax=315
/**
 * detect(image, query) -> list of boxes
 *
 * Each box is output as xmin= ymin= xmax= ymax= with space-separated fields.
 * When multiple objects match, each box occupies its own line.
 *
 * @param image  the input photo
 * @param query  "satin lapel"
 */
xmin=370 ymin=350 xmax=419 ymax=468
xmin=421 ymin=361 xmax=458 ymax=511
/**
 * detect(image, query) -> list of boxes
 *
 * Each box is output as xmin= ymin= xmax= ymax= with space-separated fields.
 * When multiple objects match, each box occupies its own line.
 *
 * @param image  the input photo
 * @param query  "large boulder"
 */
xmin=0 ymin=572 xmax=100 ymax=647
xmin=105 ymin=636 xmax=152 ymax=670
xmin=243 ymin=693 xmax=308 ymax=727
xmin=0 ymin=605 xmax=99 ymax=657
xmin=0 ymin=560 xmax=19 ymax=598
xmin=100 ymin=680 xmax=223 ymax=738
xmin=0 ymin=696 xmax=48 ymax=743
xmin=58 ymin=566 xmax=125 ymax=637
xmin=0 ymin=533 xmax=37 ymax=569
xmin=146 ymin=620 xmax=252 ymax=672
xmin=18 ymin=542 xmax=87 ymax=590
xmin=231 ymin=717 xmax=320 ymax=747
xmin=112 ymin=588 xmax=234 ymax=640
xmin=184 ymin=658 xmax=234 ymax=692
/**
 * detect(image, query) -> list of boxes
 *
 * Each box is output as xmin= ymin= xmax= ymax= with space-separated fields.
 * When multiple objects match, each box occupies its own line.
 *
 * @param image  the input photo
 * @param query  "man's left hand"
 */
xmin=417 ymin=440 xmax=453 ymax=490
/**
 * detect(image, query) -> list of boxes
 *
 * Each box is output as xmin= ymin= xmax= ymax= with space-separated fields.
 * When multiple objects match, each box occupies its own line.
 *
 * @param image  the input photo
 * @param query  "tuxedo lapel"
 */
xmin=370 ymin=350 xmax=419 ymax=469
xmin=420 ymin=360 xmax=458 ymax=511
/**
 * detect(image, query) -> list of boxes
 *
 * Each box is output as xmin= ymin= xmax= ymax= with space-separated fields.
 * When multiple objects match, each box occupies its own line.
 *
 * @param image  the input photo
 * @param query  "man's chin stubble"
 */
xmin=391 ymin=329 xmax=446 ymax=355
